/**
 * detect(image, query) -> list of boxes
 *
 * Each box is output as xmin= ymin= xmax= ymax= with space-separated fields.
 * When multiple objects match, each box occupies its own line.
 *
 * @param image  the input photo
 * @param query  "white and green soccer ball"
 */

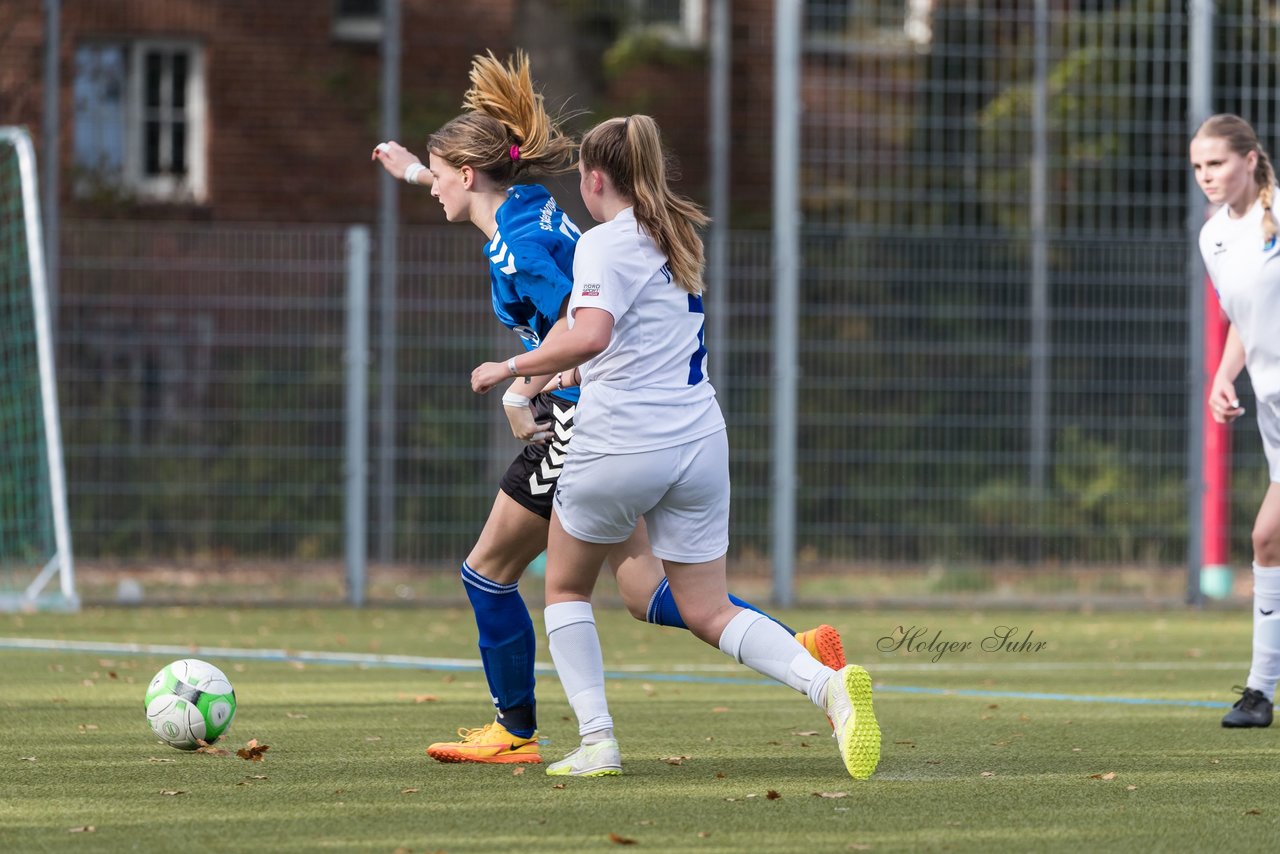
xmin=145 ymin=659 xmax=237 ymax=750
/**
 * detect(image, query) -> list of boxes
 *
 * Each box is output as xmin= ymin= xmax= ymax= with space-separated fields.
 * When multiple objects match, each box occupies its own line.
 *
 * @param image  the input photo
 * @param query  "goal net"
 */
xmin=0 ymin=126 xmax=76 ymax=611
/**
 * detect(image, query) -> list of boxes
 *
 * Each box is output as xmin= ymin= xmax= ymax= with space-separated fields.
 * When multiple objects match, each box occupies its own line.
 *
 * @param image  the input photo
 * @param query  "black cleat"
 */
xmin=1222 ymin=686 xmax=1274 ymax=728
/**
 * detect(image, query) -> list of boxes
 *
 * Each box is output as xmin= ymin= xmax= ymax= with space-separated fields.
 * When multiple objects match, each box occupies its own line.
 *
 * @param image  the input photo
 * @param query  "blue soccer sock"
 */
xmin=645 ymin=576 xmax=794 ymax=635
xmin=461 ymin=561 xmax=537 ymax=738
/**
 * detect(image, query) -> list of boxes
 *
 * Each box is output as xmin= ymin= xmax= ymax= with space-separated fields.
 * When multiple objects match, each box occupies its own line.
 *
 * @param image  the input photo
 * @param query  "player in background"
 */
xmin=470 ymin=114 xmax=880 ymax=780
xmin=373 ymin=52 xmax=846 ymax=764
xmin=1192 ymin=113 xmax=1280 ymax=728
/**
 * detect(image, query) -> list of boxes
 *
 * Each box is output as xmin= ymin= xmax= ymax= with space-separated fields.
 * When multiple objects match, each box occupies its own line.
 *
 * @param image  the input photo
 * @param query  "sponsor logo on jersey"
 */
xmin=580 ymin=282 xmax=601 ymax=297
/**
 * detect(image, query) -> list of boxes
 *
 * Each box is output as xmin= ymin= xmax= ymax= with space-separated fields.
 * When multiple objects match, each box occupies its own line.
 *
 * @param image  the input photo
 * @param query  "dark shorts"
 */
xmin=499 ymin=392 xmax=576 ymax=519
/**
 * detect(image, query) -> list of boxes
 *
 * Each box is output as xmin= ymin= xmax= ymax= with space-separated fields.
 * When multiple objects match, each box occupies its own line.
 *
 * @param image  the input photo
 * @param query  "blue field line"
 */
xmin=0 ymin=636 xmax=1229 ymax=709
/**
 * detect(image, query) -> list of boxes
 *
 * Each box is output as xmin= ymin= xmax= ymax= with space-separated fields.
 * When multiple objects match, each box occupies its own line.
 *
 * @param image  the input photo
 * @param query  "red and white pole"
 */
xmin=1201 ymin=278 xmax=1233 ymax=597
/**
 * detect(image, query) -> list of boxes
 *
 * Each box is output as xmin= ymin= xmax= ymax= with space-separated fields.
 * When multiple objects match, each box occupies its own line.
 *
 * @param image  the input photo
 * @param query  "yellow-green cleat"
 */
xmin=824 ymin=664 xmax=880 ymax=780
xmin=545 ymin=738 xmax=622 ymax=777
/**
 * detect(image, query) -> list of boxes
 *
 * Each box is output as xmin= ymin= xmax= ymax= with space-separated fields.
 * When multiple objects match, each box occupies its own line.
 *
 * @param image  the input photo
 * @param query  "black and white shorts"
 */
xmin=499 ymin=393 xmax=576 ymax=519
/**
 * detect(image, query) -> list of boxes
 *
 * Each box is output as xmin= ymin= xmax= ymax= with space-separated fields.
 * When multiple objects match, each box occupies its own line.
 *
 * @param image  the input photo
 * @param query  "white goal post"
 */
xmin=0 ymin=126 xmax=76 ymax=611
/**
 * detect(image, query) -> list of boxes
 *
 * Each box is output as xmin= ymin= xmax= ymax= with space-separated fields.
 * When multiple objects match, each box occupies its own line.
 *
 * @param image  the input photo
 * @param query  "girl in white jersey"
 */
xmin=1191 ymin=114 xmax=1280 ymax=728
xmin=372 ymin=54 xmax=844 ymax=766
xmin=471 ymin=115 xmax=881 ymax=780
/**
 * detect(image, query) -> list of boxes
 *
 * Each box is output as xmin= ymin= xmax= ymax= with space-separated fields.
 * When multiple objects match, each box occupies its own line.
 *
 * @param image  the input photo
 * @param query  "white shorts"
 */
xmin=1259 ymin=399 xmax=1280 ymax=483
xmin=553 ymin=430 xmax=730 ymax=563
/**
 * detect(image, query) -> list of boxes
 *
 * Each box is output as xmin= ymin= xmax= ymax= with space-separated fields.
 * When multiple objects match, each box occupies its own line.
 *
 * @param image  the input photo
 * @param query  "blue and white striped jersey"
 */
xmin=485 ymin=184 xmax=583 ymax=403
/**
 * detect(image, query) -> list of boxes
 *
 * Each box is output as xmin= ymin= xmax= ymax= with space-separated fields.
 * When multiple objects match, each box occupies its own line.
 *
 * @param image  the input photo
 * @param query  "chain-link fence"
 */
xmin=49 ymin=2 xmax=1280 ymax=605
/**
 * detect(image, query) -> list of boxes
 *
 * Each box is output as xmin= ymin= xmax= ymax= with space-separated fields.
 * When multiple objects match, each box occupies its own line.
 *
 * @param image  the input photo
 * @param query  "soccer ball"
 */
xmin=145 ymin=659 xmax=237 ymax=750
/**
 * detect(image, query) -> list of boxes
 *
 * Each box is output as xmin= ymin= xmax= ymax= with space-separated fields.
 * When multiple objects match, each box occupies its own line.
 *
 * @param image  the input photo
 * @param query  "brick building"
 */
xmin=0 ymin=0 xmax=767 ymax=225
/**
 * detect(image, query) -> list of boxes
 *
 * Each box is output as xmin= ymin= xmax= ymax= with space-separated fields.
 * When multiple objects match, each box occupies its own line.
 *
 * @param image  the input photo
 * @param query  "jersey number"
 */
xmin=687 ymin=294 xmax=707 ymax=385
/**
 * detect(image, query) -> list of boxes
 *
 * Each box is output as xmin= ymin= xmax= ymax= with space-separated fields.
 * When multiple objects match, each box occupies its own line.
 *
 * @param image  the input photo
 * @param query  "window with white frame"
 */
xmin=73 ymin=41 xmax=206 ymax=202
xmin=806 ymin=0 xmax=933 ymax=51
xmin=629 ymin=0 xmax=703 ymax=46
xmin=332 ymin=0 xmax=383 ymax=42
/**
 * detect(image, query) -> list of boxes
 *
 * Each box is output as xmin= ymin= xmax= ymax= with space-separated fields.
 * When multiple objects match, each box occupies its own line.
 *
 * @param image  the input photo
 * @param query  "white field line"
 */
xmin=0 ymin=636 xmax=1240 ymax=672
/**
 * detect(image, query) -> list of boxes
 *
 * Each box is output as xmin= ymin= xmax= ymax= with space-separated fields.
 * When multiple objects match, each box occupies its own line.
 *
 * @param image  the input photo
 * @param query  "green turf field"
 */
xmin=1 ymin=605 xmax=1275 ymax=852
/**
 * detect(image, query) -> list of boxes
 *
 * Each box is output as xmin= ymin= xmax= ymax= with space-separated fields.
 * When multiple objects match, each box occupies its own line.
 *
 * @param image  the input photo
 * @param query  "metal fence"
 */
xmin=50 ymin=2 xmax=1280 ymax=604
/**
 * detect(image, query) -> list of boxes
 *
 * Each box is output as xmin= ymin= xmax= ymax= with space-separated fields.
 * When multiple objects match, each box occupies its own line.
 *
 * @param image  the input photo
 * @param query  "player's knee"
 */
xmin=1253 ymin=525 xmax=1280 ymax=565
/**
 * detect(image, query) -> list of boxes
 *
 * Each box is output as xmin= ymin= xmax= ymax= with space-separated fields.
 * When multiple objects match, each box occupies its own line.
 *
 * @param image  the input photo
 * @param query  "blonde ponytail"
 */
xmin=580 ymin=115 xmax=710 ymax=295
xmin=428 ymin=51 xmax=575 ymax=184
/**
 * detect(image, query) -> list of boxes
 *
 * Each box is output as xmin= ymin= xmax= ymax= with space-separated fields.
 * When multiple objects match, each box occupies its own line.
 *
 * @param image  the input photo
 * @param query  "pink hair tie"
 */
xmin=509 ymin=144 xmax=521 ymax=161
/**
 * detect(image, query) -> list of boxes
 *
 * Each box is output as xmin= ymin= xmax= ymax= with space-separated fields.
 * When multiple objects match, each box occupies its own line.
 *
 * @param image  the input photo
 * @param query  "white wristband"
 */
xmin=404 ymin=162 xmax=426 ymax=185
xmin=502 ymin=391 xmax=531 ymax=409
xmin=507 ymin=357 xmax=519 ymax=376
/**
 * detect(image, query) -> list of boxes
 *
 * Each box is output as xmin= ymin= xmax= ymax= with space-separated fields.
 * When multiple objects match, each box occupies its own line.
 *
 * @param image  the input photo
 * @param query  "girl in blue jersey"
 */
xmin=374 ymin=53 xmax=844 ymax=765
xmin=470 ymin=115 xmax=880 ymax=780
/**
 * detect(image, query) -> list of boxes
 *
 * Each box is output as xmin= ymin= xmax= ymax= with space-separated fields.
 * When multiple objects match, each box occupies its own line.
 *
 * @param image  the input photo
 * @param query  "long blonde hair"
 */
xmin=1196 ymin=113 xmax=1278 ymax=247
xmin=579 ymin=115 xmax=710 ymax=295
xmin=428 ymin=51 xmax=575 ymax=184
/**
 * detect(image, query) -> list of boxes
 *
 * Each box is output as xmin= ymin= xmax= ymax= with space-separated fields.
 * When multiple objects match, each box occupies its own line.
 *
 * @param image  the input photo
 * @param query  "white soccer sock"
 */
xmin=718 ymin=609 xmax=834 ymax=709
xmin=545 ymin=601 xmax=614 ymax=737
xmin=1247 ymin=563 xmax=1280 ymax=701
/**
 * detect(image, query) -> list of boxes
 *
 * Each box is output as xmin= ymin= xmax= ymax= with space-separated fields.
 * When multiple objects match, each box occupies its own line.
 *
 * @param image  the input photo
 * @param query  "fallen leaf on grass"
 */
xmin=1088 ymin=772 xmax=1117 ymax=781
xmin=77 ymin=724 xmax=99 ymax=732
xmin=1243 ymin=809 xmax=1262 ymax=816
xmin=160 ymin=790 xmax=186 ymax=796
xmin=195 ymin=741 xmax=230 ymax=756
xmin=715 ymin=772 xmax=726 ymax=779
xmin=711 ymin=706 xmax=731 ymax=713
xmin=1126 ymin=786 xmax=1137 ymax=791
xmin=980 ymin=771 xmax=995 ymax=777
xmin=794 ymin=730 xmax=821 ymax=737
xmin=237 ymin=739 xmax=270 ymax=762
xmin=365 ymin=736 xmax=382 ymax=742
xmin=68 ymin=826 xmax=95 ymax=833
xmin=814 ymin=791 xmax=848 ymax=799
xmin=19 ymin=756 xmax=36 ymax=762
xmin=147 ymin=757 xmax=176 ymax=763
xmin=662 ymin=755 xmax=691 ymax=765
xmin=894 ymin=740 xmax=916 ymax=747
xmin=285 ymin=712 xmax=308 ymax=719
xmin=698 ymin=831 xmax=711 ymax=838
xmin=766 ymin=790 xmax=782 ymax=800
xmin=414 ymin=695 xmax=439 ymax=704
xmin=512 ymin=767 xmax=525 ymax=776
xmin=608 ymin=832 xmax=637 ymax=845
xmin=247 ymin=775 xmax=267 ymax=780
xmin=400 ymin=788 xmax=420 ymax=794
xmin=551 ymin=783 xmax=566 ymax=789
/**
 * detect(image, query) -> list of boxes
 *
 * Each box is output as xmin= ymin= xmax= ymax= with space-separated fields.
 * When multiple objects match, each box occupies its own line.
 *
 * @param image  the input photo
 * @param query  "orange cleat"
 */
xmin=796 ymin=624 xmax=847 ymax=670
xmin=426 ymin=721 xmax=542 ymax=764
